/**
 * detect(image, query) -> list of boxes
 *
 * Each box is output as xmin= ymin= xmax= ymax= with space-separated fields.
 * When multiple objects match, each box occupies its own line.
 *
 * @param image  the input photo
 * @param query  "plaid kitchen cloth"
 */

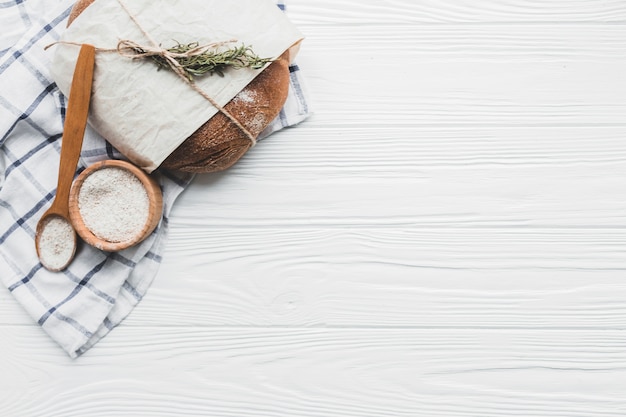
xmin=0 ymin=0 xmax=310 ymax=358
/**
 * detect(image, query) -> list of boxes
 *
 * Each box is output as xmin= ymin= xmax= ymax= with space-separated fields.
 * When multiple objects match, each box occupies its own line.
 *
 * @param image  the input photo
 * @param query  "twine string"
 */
xmin=115 ymin=39 xmax=237 ymax=60
xmin=114 ymin=0 xmax=257 ymax=146
xmin=47 ymin=0 xmax=258 ymax=147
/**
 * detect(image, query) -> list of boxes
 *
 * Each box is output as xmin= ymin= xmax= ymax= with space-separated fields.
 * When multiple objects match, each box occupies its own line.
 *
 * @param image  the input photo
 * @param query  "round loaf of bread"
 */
xmin=68 ymin=0 xmax=291 ymax=173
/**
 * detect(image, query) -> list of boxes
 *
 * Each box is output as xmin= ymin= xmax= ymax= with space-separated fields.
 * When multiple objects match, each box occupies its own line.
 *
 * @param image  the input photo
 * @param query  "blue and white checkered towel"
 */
xmin=0 ymin=0 xmax=310 ymax=358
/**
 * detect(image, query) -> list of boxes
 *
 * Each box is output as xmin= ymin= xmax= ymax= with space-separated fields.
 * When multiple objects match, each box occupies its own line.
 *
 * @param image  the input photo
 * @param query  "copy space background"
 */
xmin=2 ymin=1 xmax=626 ymax=415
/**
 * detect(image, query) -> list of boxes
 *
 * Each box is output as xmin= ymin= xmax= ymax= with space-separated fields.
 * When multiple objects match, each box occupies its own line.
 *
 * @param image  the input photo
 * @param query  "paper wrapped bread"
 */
xmin=63 ymin=0 xmax=299 ymax=173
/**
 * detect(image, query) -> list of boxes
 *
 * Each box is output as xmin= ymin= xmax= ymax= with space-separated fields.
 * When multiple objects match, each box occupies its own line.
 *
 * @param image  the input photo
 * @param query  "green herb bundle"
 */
xmin=134 ymin=42 xmax=273 ymax=80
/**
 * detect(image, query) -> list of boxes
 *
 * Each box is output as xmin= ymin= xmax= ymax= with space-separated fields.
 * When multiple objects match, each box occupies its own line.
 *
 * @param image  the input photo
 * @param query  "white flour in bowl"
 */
xmin=77 ymin=167 xmax=150 ymax=243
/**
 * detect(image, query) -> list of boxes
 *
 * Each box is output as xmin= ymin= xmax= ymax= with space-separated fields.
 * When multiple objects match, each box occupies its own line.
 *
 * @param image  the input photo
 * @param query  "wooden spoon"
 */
xmin=35 ymin=44 xmax=95 ymax=272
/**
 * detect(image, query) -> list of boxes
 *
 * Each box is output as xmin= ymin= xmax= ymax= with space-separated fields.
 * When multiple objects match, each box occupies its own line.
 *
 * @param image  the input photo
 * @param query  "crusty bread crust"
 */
xmin=68 ymin=0 xmax=291 ymax=173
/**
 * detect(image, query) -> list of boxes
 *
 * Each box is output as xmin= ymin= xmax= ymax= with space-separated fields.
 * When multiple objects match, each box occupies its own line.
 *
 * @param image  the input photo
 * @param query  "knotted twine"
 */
xmin=47 ymin=0 xmax=259 ymax=146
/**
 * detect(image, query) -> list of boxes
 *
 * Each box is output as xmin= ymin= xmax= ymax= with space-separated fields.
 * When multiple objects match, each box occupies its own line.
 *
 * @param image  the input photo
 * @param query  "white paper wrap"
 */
xmin=50 ymin=0 xmax=303 ymax=172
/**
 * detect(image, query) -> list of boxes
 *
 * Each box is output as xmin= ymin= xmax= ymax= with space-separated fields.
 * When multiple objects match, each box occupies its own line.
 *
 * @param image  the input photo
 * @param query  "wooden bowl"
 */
xmin=69 ymin=159 xmax=163 ymax=252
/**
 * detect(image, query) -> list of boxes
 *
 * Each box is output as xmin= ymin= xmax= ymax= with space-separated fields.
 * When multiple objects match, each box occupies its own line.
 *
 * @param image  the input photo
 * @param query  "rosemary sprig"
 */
xmin=136 ymin=42 xmax=273 ymax=80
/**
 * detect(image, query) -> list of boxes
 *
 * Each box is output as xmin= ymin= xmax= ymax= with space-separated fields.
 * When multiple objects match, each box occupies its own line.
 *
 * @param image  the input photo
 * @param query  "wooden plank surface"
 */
xmin=2 ymin=327 xmax=626 ymax=416
xmin=2 ymin=0 xmax=626 ymax=416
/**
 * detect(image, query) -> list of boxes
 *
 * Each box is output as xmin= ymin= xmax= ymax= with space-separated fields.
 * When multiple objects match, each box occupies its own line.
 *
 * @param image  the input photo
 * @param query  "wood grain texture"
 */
xmin=287 ymin=0 xmax=626 ymax=24
xmin=3 ymin=227 xmax=626 ymax=327
xmin=2 ymin=0 xmax=626 ymax=416
xmin=1 ymin=327 xmax=626 ymax=417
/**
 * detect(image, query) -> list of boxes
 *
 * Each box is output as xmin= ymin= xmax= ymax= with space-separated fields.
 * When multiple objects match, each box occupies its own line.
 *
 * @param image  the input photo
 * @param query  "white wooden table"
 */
xmin=2 ymin=1 xmax=626 ymax=415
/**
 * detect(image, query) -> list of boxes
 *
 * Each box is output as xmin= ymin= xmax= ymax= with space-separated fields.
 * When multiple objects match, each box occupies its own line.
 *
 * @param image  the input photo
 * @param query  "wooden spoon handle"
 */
xmin=51 ymin=44 xmax=95 ymax=215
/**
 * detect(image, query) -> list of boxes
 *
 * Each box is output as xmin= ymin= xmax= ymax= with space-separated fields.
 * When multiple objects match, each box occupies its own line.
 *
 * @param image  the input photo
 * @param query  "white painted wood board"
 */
xmin=1 ymin=0 xmax=625 ymax=415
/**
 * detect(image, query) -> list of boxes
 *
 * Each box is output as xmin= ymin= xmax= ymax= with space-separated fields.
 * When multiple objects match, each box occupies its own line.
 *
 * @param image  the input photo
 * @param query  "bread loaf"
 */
xmin=68 ymin=0 xmax=291 ymax=173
